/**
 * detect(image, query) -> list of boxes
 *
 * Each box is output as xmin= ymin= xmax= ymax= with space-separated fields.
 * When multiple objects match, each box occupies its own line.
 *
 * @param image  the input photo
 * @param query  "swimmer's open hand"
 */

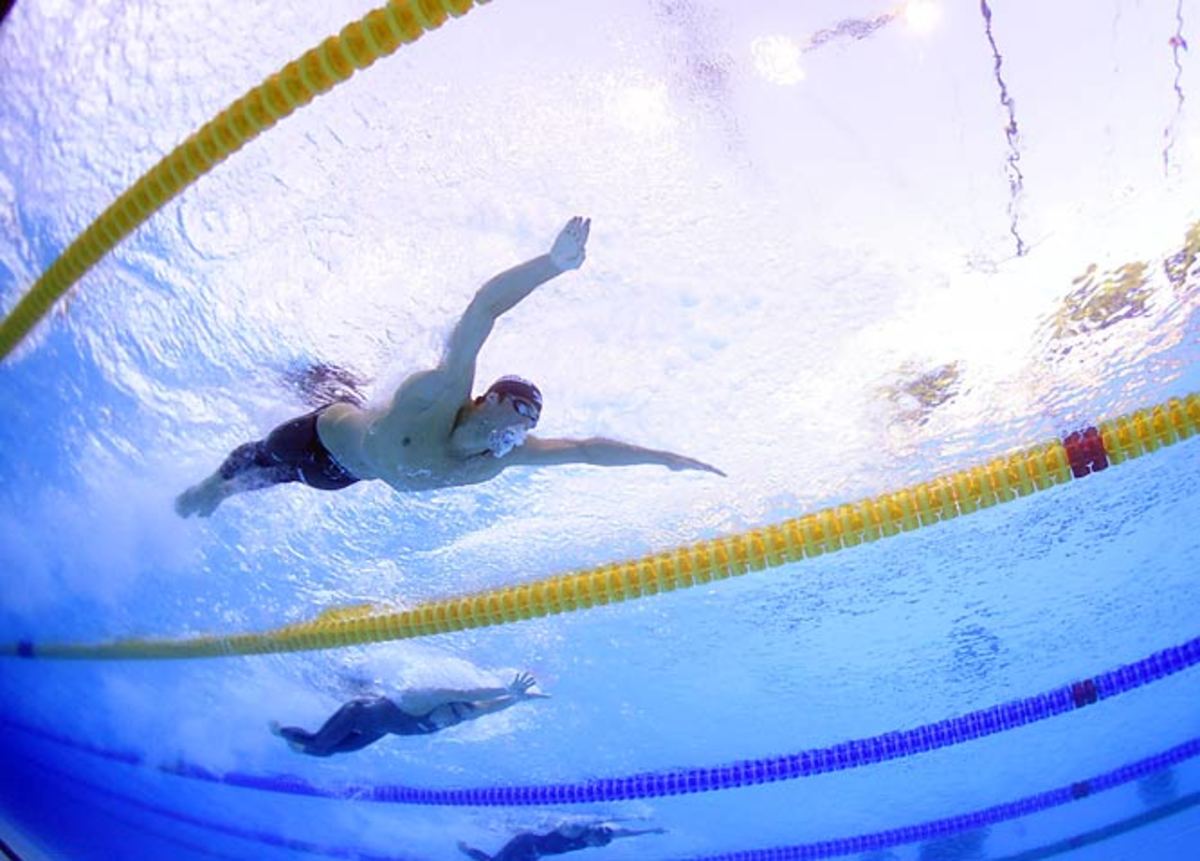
xmin=509 ymin=671 xmax=549 ymax=699
xmin=550 ymin=216 xmax=591 ymax=271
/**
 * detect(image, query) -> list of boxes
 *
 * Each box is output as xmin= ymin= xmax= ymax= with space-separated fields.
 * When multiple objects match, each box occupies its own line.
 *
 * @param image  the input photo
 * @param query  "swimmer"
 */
xmin=270 ymin=672 xmax=547 ymax=756
xmin=176 ymin=217 xmax=723 ymax=518
xmin=457 ymin=822 xmax=665 ymax=861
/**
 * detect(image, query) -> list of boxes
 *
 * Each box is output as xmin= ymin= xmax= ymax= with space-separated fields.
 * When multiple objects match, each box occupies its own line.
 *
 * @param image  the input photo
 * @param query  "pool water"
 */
xmin=2 ymin=1 xmax=1200 ymax=859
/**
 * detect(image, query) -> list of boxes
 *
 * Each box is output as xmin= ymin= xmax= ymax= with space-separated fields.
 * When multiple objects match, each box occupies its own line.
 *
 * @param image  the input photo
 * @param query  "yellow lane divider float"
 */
xmin=0 ymin=0 xmax=492 ymax=360
xmin=7 ymin=393 xmax=1198 ymax=660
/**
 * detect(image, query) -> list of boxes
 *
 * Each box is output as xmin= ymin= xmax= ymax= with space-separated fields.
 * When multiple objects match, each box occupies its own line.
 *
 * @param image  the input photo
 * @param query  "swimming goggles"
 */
xmin=511 ymin=398 xmax=540 ymax=424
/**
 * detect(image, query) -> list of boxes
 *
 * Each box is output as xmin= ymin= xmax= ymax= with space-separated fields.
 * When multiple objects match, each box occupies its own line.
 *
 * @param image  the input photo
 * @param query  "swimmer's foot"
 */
xmin=268 ymin=721 xmax=307 ymax=753
xmin=174 ymin=487 xmax=200 ymax=518
xmin=174 ymin=477 xmax=224 ymax=518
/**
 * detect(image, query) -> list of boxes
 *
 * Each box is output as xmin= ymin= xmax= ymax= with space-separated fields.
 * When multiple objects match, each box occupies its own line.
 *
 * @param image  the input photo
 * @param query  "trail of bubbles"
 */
xmin=1162 ymin=0 xmax=1188 ymax=175
xmin=803 ymin=10 xmax=901 ymax=53
xmin=979 ymin=0 xmax=1027 ymax=257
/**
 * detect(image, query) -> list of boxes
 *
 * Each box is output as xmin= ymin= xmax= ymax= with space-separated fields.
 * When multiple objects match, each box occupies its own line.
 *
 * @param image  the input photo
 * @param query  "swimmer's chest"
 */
xmin=364 ymin=420 xmax=503 ymax=490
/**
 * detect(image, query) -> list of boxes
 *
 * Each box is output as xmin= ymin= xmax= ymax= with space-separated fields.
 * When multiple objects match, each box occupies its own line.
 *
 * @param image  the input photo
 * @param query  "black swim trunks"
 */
xmin=219 ymin=405 xmax=359 ymax=491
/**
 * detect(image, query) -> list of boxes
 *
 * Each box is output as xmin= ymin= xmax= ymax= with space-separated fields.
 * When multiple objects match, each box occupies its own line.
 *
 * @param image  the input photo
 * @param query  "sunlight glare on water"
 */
xmin=1 ymin=0 xmax=1199 ymax=859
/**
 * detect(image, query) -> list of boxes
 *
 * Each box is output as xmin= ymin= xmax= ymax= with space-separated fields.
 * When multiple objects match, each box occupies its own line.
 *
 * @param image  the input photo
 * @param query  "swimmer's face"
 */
xmin=584 ymin=829 xmax=612 ymax=847
xmin=476 ymin=393 xmax=538 ymax=458
xmin=478 ymin=392 xmax=538 ymax=430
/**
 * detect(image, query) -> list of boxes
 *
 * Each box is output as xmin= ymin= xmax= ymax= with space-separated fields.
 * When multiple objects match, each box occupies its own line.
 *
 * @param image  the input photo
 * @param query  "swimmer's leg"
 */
xmin=275 ymin=700 xmax=387 ymax=757
xmin=174 ymin=471 xmax=235 ymax=518
xmin=456 ymin=842 xmax=492 ymax=861
xmin=176 ymin=439 xmax=293 ymax=518
xmin=324 ymin=728 xmax=387 ymax=755
xmin=269 ymin=721 xmax=318 ymax=754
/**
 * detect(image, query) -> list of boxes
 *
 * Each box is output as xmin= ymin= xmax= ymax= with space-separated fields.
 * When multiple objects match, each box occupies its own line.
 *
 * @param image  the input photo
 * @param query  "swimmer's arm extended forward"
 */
xmin=439 ymin=217 xmax=591 ymax=391
xmin=510 ymin=436 xmax=725 ymax=476
xmin=375 ymin=218 xmax=590 ymax=429
xmin=397 ymin=673 xmax=547 ymax=714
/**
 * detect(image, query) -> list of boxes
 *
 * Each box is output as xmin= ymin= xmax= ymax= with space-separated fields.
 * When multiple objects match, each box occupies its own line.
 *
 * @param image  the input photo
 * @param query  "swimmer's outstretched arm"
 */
xmin=379 ymin=219 xmax=590 ymax=426
xmin=609 ymin=826 xmax=667 ymax=839
xmin=508 ymin=436 xmax=726 ymax=476
xmin=439 ymin=217 xmax=590 ymax=390
xmin=397 ymin=672 xmax=547 ymax=715
xmin=556 ymin=822 xmax=666 ymax=842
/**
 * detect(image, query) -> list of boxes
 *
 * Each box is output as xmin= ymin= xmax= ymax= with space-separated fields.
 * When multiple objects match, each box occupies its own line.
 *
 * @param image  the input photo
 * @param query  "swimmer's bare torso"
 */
xmin=316 ymin=371 xmax=509 ymax=492
xmin=175 ymin=218 xmax=723 ymax=519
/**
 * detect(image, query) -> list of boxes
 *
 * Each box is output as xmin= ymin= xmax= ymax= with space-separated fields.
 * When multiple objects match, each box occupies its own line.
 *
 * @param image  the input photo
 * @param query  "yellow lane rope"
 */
xmin=7 ymin=393 xmax=1197 ymax=660
xmin=0 ymin=0 xmax=491 ymax=360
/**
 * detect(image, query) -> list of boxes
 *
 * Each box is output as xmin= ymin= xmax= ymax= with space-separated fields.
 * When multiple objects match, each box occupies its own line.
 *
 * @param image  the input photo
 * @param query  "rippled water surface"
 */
xmin=2 ymin=1 xmax=1200 ymax=859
